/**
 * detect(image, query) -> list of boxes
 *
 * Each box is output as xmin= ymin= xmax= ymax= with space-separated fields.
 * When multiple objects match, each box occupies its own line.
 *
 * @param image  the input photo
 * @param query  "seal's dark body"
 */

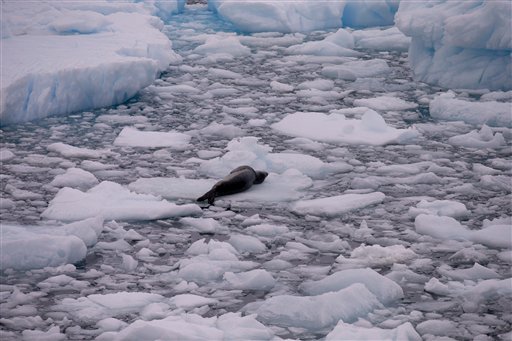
xmin=197 ymin=165 xmax=268 ymax=205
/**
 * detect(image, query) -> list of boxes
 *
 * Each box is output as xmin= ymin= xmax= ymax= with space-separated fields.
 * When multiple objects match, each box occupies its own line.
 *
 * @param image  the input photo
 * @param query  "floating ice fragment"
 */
xmin=42 ymin=181 xmax=201 ymax=222
xmin=114 ymin=127 xmax=191 ymax=149
xmin=326 ymin=321 xmax=421 ymax=341
xmin=291 ymin=192 xmax=385 ymax=217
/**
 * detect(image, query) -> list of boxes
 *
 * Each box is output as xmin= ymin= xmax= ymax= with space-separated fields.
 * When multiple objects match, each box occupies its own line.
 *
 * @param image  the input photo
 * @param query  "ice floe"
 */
xmin=42 ymin=181 xmax=201 ymax=222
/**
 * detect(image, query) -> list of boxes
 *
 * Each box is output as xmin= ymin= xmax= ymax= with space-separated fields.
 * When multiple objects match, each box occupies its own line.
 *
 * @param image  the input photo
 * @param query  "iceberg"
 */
xmin=209 ymin=0 xmax=401 ymax=33
xmin=396 ymin=1 xmax=512 ymax=90
xmin=1 ymin=1 xmax=183 ymax=125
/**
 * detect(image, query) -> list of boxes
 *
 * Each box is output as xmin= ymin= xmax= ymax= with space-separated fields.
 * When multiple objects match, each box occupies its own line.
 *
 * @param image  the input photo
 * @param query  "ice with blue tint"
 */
xmin=209 ymin=0 xmax=400 ymax=33
xmin=1 ymin=1 xmax=183 ymax=125
xmin=396 ymin=0 xmax=512 ymax=90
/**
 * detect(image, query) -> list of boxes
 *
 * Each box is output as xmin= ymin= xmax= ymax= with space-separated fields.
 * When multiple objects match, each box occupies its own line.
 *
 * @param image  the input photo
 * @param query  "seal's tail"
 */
xmin=197 ymin=189 xmax=215 ymax=205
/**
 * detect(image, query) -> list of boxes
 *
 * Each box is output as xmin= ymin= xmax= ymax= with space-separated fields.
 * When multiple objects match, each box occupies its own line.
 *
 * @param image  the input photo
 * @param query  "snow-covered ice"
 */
xmin=1 ymin=1 xmax=183 ymax=125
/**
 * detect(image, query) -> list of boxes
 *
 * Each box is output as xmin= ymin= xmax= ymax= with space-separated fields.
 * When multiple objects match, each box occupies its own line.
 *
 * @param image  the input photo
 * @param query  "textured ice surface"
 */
xmin=430 ymin=92 xmax=512 ymax=128
xmin=272 ymin=110 xmax=419 ymax=145
xmin=291 ymin=192 xmax=385 ymax=217
xmin=1 ymin=217 xmax=103 ymax=270
xmin=42 ymin=181 xmax=201 ymax=221
xmin=326 ymin=321 xmax=421 ymax=341
xmin=1 ymin=1 xmax=183 ymax=125
xmin=114 ymin=127 xmax=191 ymax=149
xmin=396 ymin=1 xmax=512 ymax=90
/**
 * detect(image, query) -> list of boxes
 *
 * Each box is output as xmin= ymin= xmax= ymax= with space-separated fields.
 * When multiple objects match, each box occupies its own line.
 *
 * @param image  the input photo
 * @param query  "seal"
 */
xmin=197 ymin=165 xmax=268 ymax=205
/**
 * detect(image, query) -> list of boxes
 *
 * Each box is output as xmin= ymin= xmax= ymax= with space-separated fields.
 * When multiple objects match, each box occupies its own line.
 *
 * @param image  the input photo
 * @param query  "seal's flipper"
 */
xmin=197 ymin=189 xmax=216 ymax=205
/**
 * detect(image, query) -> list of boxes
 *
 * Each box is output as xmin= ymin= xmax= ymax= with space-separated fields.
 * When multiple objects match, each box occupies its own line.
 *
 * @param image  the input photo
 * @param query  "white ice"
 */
xmin=113 ymin=127 xmax=191 ymax=149
xmin=396 ymin=1 xmax=512 ymax=90
xmin=1 ymin=1 xmax=183 ymax=124
xmin=272 ymin=110 xmax=419 ymax=146
xmin=42 ymin=181 xmax=201 ymax=222
xmin=326 ymin=321 xmax=421 ymax=341
xmin=430 ymin=92 xmax=512 ymax=128
xmin=291 ymin=192 xmax=385 ymax=217
xmin=1 ymin=217 xmax=103 ymax=270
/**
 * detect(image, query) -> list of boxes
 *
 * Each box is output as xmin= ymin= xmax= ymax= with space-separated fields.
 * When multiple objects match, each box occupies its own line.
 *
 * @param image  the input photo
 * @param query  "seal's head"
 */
xmin=254 ymin=170 xmax=268 ymax=184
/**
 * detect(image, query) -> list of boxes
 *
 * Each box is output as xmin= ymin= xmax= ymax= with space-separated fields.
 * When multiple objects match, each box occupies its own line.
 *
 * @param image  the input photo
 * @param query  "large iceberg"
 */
xmin=395 ymin=1 xmax=512 ymax=90
xmin=1 ymin=1 xmax=183 ymax=125
xmin=209 ymin=0 xmax=400 ymax=33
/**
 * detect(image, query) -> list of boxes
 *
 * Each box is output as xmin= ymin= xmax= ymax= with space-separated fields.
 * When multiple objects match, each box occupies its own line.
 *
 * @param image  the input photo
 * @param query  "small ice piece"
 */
xmin=169 ymin=294 xmax=218 ymax=310
xmin=120 ymin=254 xmax=138 ymax=272
xmin=430 ymin=92 xmax=512 ymax=127
xmin=21 ymin=326 xmax=66 ymax=341
xmin=415 ymin=319 xmax=459 ymax=338
xmin=322 ymin=59 xmax=390 ymax=80
xmin=114 ymin=127 xmax=191 ymax=150
xmin=50 ymin=167 xmax=99 ymax=190
xmin=228 ymin=234 xmax=267 ymax=254
xmin=300 ymin=268 xmax=404 ymax=305
xmin=272 ymin=110 xmax=419 ymax=146
xmin=247 ymin=283 xmax=382 ymax=330
xmin=462 ymin=278 xmax=512 ymax=313
xmin=408 ymin=199 xmax=469 ymax=219
xmin=0 ymin=149 xmax=15 ymax=162
xmin=42 ymin=181 xmax=201 ymax=222
xmin=193 ymin=35 xmax=251 ymax=57
xmin=47 ymin=142 xmax=107 ymax=159
xmin=448 ymin=125 xmax=506 ymax=148
xmin=352 ymin=27 xmax=410 ymax=51
xmin=208 ymin=67 xmax=243 ymax=79
xmin=179 ymin=217 xmax=228 ymax=234
xmin=285 ymin=40 xmax=361 ymax=57
xmin=96 ymin=317 xmax=128 ymax=332
xmin=326 ymin=321 xmax=421 ymax=341
xmin=353 ymin=96 xmax=418 ymax=111
xmin=245 ymin=223 xmax=290 ymax=237
xmin=437 ymin=263 xmax=500 ymax=281
xmin=270 ymin=80 xmax=294 ymax=92
xmin=291 ymin=192 xmax=385 ymax=217
xmin=200 ymin=122 xmax=244 ymax=139
xmin=223 ymin=269 xmax=275 ymax=291
xmin=414 ymin=214 xmax=471 ymax=240
xmin=57 ymin=291 xmax=164 ymax=323
xmin=337 ymin=244 xmax=417 ymax=267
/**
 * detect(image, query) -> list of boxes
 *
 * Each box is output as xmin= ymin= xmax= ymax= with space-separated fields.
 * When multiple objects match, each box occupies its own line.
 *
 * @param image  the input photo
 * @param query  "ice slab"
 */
xmin=50 ymin=167 xmax=99 ymax=190
xmin=396 ymin=1 xmax=512 ymax=90
xmin=300 ymin=268 xmax=404 ymax=305
xmin=246 ymin=283 xmax=382 ymax=330
xmin=448 ymin=125 xmax=506 ymax=148
xmin=96 ymin=312 xmax=275 ymax=341
xmin=321 ymin=59 xmax=390 ymax=81
xmin=326 ymin=321 xmax=421 ymax=341
xmin=129 ymin=169 xmax=312 ymax=203
xmin=291 ymin=192 xmax=385 ymax=217
xmin=415 ymin=214 xmax=512 ymax=249
xmin=2 ymin=2 xmax=182 ymax=124
xmin=1 ymin=217 xmax=103 ymax=271
xmin=272 ymin=110 xmax=419 ymax=146
xmin=430 ymin=92 xmax=512 ymax=128
xmin=353 ymin=96 xmax=418 ymax=111
xmin=408 ymin=199 xmax=469 ymax=219
xmin=198 ymin=136 xmax=342 ymax=179
xmin=42 ymin=181 xmax=201 ymax=222
xmin=113 ymin=127 xmax=191 ymax=149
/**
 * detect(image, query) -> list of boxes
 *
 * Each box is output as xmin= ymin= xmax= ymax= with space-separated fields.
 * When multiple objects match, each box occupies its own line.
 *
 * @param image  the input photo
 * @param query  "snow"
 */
xmin=42 ymin=181 xmax=201 ymax=222
xmin=50 ymin=168 xmax=99 ymax=191
xmin=396 ymin=1 xmax=512 ymax=90
xmin=272 ymin=110 xmax=419 ymax=146
xmin=1 ymin=1 xmax=183 ymax=125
